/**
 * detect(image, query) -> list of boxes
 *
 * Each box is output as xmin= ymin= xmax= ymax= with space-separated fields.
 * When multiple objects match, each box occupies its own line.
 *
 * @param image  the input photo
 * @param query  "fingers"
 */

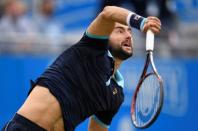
xmin=142 ymin=16 xmax=161 ymax=34
xmin=148 ymin=17 xmax=161 ymax=29
xmin=147 ymin=16 xmax=161 ymax=24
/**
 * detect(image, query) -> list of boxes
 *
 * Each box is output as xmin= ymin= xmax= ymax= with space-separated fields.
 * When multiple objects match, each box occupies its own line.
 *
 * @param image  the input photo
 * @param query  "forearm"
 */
xmin=87 ymin=6 xmax=144 ymax=36
xmin=102 ymin=6 xmax=146 ymax=30
xmin=87 ymin=6 xmax=161 ymax=37
xmin=101 ymin=6 xmax=131 ymax=26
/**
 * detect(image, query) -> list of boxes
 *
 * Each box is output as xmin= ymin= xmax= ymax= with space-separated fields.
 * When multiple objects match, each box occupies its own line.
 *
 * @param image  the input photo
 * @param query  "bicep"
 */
xmin=88 ymin=117 xmax=108 ymax=131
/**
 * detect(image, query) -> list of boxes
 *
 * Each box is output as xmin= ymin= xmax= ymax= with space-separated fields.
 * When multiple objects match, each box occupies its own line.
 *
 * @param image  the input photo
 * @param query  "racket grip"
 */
xmin=146 ymin=30 xmax=155 ymax=51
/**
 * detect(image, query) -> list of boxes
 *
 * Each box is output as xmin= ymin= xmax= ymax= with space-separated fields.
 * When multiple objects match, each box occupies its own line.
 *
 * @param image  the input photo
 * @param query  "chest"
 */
xmin=106 ymin=79 xmax=124 ymax=109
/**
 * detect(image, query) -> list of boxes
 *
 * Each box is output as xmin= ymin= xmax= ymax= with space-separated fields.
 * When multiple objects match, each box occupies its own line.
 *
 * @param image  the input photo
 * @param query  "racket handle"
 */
xmin=146 ymin=30 xmax=155 ymax=51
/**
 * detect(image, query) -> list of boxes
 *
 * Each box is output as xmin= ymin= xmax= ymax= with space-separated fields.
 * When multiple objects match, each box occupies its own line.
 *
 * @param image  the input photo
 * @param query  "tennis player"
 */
xmin=3 ymin=6 xmax=161 ymax=131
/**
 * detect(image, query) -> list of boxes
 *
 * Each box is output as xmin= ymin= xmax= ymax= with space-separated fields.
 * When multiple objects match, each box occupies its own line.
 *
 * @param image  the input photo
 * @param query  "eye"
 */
xmin=117 ymin=29 xmax=124 ymax=34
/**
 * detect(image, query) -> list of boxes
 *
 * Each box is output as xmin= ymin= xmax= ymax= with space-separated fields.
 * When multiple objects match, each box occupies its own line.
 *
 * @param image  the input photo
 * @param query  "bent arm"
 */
xmin=87 ymin=6 xmax=161 ymax=37
xmin=87 ymin=6 xmax=131 ymax=37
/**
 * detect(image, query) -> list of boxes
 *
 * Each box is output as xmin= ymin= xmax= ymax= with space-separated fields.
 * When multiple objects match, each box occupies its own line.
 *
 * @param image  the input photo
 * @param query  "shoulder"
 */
xmin=76 ymin=31 xmax=109 ymax=50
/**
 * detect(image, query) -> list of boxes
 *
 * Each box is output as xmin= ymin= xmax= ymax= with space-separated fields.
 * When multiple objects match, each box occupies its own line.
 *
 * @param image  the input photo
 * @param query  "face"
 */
xmin=7 ymin=0 xmax=26 ymax=17
xmin=109 ymin=23 xmax=133 ymax=60
xmin=41 ymin=0 xmax=54 ymax=15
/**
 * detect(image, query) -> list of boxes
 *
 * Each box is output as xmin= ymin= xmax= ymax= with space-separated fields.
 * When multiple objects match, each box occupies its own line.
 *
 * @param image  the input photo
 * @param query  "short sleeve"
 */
xmin=92 ymin=109 xmax=120 ymax=128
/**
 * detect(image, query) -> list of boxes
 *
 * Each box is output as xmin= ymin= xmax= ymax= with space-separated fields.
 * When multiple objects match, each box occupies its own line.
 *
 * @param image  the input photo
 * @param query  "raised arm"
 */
xmin=87 ymin=6 xmax=161 ymax=36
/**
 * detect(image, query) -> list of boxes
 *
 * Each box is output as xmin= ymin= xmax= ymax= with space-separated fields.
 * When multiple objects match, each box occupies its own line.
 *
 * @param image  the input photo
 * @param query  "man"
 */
xmin=0 ymin=0 xmax=36 ymax=52
xmin=0 ymin=0 xmax=35 ymax=34
xmin=35 ymin=0 xmax=63 ymax=45
xmin=3 ymin=6 xmax=161 ymax=131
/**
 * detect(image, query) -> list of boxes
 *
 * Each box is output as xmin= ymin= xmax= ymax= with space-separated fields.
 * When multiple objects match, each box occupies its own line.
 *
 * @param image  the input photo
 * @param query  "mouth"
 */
xmin=122 ymin=41 xmax=132 ymax=49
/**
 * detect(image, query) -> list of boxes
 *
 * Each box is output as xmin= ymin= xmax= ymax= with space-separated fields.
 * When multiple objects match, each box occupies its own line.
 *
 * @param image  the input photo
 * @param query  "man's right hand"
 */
xmin=142 ymin=16 xmax=161 ymax=34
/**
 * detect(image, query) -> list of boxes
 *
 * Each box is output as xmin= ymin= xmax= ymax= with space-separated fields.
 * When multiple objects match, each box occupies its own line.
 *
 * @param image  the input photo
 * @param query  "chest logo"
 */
xmin=112 ymin=88 xmax=118 ymax=95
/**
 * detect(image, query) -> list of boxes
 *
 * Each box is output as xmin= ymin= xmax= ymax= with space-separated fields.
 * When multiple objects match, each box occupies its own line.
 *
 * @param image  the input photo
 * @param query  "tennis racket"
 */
xmin=131 ymin=30 xmax=164 ymax=128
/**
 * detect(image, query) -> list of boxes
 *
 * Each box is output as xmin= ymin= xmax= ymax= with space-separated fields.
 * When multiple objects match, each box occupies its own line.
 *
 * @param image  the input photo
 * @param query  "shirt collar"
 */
xmin=107 ymin=50 xmax=113 ymax=58
xmin=107 ymin=51 xmax=124 ymax=88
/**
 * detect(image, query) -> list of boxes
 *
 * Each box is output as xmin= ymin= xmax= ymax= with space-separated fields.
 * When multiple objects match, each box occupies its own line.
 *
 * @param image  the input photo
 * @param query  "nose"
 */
xmin=125 ymin=30 xmax=132 ymax=40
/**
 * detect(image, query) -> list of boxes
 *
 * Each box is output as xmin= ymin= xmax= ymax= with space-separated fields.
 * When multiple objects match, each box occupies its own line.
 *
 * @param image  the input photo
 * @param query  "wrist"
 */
xmin=126 ymin=12 xmax=147 ymax=31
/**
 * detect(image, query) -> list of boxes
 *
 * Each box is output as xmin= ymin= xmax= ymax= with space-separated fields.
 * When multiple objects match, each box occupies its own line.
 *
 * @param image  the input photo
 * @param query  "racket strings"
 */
xmin=135 ymin=74 xmax=160 ymax=126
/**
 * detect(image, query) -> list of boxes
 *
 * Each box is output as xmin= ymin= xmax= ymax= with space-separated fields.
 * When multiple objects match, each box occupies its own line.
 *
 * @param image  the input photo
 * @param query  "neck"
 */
xmin=113 ymin=58 xmax=122 ymax=74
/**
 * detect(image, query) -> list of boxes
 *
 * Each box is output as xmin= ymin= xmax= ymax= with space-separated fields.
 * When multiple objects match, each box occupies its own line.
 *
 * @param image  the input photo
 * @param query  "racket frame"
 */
xmin=131 ymin=30 xmax=164 ymax=128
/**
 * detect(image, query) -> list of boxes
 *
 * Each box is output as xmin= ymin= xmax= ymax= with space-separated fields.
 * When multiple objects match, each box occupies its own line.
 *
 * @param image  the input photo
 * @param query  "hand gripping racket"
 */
xmin=131 ymin=30 xmax=164 ymax=128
